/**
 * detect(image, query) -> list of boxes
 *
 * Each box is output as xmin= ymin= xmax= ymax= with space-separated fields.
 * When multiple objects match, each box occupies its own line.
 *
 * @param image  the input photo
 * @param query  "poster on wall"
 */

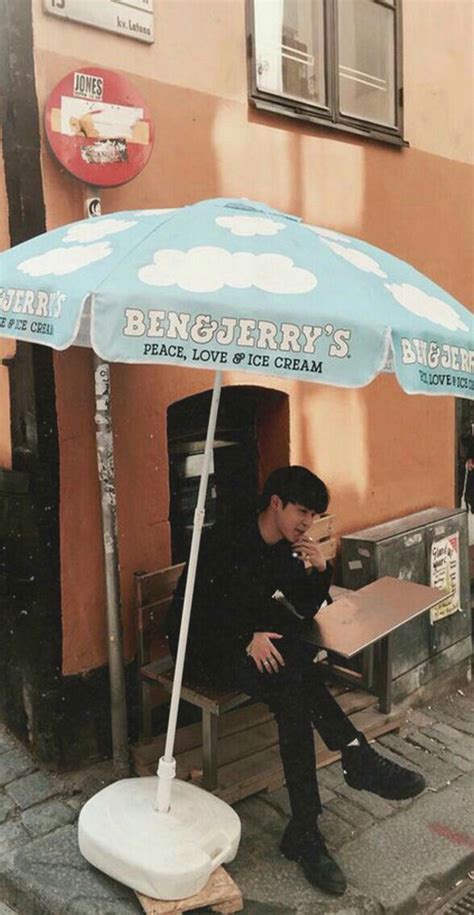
xmin=43 ymin=0 xmax=154 ymax=44
xmin=429 ymin=532 xmax=460 ymax=623
xmin=44 ymin=68 xmax=154 ymax=187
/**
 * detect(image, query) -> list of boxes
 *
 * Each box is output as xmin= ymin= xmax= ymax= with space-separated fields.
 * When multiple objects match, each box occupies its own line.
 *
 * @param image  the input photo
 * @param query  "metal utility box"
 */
xmin=341 ymin=507 xmax=471 ymax=700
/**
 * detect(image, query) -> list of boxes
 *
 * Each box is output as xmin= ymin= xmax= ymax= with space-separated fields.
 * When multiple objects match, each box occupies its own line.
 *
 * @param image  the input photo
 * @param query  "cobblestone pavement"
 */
xmin=0 ymin=680 xmax=473 ymax=914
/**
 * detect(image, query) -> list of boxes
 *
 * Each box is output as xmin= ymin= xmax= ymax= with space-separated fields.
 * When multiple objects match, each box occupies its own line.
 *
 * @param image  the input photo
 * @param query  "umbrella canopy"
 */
xmin=1 ymin=197 xmax=472 ymax=398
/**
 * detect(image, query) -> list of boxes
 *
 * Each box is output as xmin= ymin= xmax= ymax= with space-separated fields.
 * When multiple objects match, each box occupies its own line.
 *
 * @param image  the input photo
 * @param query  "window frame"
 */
xmin=246 ymin=0 xmax=406 ymax=147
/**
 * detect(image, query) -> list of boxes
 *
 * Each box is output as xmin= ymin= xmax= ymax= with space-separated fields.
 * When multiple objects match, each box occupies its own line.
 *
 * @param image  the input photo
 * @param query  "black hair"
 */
xmin=259 ymin=465 xmax=329 ymax=513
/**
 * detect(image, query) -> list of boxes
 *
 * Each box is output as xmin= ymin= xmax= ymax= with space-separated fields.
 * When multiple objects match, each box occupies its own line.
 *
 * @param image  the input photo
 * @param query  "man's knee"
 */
xmin=269 ymin=677 xmax=309 ymax=720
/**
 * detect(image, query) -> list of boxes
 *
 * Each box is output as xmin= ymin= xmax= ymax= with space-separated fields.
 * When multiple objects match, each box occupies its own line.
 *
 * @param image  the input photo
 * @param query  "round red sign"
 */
xmin=44 ymin=67 xmax=154 ymax=187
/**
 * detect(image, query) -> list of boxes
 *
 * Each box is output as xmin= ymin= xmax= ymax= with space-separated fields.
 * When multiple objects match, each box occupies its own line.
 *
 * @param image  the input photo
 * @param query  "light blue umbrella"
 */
xmin=1 ymin=196 xmax=472 ymax=395
xmin=0 ymin=197 xmax=472 ymax=897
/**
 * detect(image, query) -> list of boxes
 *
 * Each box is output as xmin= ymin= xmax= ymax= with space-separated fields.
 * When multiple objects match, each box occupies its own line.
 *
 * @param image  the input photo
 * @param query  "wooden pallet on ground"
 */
xmin=136 ymin=866 xmax=243 ymax=914
xmin=132 ymin=685 xmax=404 ymax=804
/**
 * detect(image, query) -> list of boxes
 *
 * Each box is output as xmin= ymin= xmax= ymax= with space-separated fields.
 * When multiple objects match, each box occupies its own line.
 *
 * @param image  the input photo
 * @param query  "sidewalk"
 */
xmin=0 ymin=680 xmax=473 ymax=915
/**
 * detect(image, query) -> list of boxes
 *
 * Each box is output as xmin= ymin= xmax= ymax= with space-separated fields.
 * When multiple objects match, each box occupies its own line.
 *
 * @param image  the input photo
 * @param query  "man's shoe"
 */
xmin=341 ymin=734 xmax=426 ymax=800
xmin=280 ymin=820 xmax=347 ymax=896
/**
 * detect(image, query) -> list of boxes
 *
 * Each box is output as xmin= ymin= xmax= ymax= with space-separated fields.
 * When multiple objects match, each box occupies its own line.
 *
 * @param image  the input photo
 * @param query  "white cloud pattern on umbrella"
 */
xmin=139 ymin=245 xmax=317 ymax=294
xmin=385 ymin=283 xmax=469 ymax=332
xmin=322 ymin=239 xmax=387 ymax=277
xmin=18 ymin=242 xmax=113 ymax=277
xmin=63 ymin=218 xmax=137 ymax=243
xmin=216 ymin=215 xmax=286 ymax=237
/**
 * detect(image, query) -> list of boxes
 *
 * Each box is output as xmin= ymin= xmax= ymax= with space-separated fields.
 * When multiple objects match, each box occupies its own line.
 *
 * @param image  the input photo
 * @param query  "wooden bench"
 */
xmin=135 ymin=514 xmax=337 ymax=792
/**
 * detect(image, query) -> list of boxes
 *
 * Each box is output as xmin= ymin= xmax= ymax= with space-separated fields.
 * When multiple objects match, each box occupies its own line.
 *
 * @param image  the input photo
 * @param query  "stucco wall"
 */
xmin=29 ymin=0 xmax=473 ymax=674
xmin=403 ymin=0 xmax=473 ymax=164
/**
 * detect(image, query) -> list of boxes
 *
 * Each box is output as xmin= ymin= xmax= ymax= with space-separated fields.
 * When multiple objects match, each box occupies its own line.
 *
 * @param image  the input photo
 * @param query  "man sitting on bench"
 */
xmin=167 ymin=466 xmax=425 ymax=897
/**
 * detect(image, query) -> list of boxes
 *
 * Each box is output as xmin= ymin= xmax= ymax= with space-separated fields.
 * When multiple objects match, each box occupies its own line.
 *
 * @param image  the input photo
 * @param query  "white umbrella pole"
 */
xmin=156 ymin=370 xmax=223 ymax=812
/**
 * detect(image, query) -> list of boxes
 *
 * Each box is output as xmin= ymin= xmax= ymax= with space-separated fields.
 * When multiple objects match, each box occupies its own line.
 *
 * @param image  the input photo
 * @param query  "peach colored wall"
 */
xmin=29 ymin=0 xmax=473 ymax=674
xmin=404 ymin=0 xmax=474 ymax=163
xmin=0 ymin=357 xmax=12 ymax=470
xmin=0 ymin=137 xmax=15 ymax=469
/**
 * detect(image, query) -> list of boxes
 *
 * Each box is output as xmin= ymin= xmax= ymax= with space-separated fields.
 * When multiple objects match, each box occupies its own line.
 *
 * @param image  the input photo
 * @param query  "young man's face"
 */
xmin=272 ymin=497 xmax=318 ymax=543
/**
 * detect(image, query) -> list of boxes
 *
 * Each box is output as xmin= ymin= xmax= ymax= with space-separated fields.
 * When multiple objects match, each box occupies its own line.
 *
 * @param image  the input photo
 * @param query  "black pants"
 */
xmin=226 ymin=639 xmax=358 ymax=834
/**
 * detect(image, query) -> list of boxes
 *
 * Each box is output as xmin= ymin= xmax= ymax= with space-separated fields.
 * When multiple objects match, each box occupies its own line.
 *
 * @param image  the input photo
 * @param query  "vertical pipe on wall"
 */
xmin=85 ymin=189 xmax=129 ymax=777
xmin=93 ymin=355 xmax=130 ymax=777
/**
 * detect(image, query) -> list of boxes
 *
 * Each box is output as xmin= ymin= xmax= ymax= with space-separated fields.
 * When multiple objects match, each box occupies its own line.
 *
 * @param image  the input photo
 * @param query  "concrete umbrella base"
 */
xmin=78 ymin=776 xmax=241 ymax=901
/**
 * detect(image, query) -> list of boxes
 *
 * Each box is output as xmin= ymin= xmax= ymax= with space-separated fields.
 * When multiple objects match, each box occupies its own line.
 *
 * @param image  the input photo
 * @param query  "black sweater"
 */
xmin=166 ymin=515 xmax=332 ymax=679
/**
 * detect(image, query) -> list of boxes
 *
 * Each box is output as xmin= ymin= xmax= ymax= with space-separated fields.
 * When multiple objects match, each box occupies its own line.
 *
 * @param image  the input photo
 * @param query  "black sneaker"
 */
xmin=280 ymin=819 xmax=347 ymax=896
xmin=341 ymin=734 xmax=426 ymax=800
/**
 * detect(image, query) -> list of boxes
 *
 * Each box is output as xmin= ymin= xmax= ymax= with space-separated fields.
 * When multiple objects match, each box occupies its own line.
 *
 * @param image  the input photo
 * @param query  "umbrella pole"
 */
xmin=156 ymin=370 xmax=223 ymax=812
xmin=93 ymin=356 xmax=130 ymax=777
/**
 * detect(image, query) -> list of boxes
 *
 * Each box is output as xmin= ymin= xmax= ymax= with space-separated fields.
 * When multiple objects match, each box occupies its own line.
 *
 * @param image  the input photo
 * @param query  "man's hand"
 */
xmin=292 ymin=534 xmax=327 ymax=572
xmin=246 ymin=632 xmax=285 ymax=674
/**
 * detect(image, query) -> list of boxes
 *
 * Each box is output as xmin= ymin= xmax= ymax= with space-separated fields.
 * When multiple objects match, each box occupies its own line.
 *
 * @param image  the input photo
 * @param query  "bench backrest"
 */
xmin=135 ymin=513 xmax=336 ymax=664
xmin=135 ymin=562 xmax=185 ymax=666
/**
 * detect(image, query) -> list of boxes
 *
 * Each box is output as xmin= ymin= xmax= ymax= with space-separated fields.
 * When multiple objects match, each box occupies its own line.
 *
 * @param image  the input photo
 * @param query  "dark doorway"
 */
xmin=167 ymin=387 xmax=259 ymax=563
xmin=456 ymin=397 xmax=474 ymax=506
xmin=167 ymin=386 xmax=290 ymax=564
xmin=456 ymin=397 xmax=474 ymax=615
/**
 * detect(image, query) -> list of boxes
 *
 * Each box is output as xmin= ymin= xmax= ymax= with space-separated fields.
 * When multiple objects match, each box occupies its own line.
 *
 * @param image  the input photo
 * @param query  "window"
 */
xmin=248 ymin=0 xmax=404 ymax=144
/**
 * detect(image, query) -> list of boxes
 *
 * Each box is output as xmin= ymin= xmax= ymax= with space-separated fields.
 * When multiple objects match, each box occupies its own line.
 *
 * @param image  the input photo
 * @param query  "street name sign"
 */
xmin=43 ymin=0 xmax=155 ymax=44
